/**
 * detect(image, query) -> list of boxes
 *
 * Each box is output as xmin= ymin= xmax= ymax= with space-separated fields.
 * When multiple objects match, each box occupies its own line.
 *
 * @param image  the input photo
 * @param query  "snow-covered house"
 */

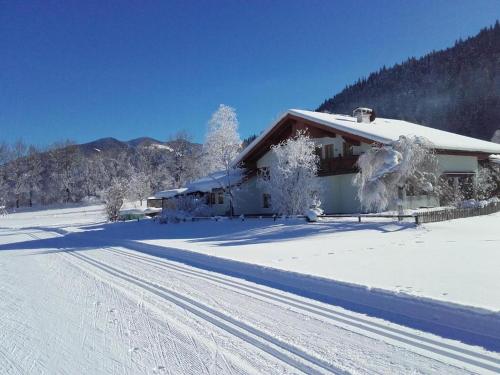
xmin=231 ymin=109 xmax=500 ymax=214
xmin=148 ymin=170 xmax=245 ymax=216
xmin=147 ymin=188 xmax=188 ymax=208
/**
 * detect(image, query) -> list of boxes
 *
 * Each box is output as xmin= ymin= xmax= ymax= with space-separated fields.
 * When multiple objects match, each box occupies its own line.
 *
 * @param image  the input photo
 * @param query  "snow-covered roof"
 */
xmin=148 ymin=170 xmax=245 ymax=200
xmin=233 ymin=109 xmax=500 ymax=165
xmin=148 ymin=188 xmax=188 ymax=200
xmin=185 ymin=169 xmax=244 ymax=194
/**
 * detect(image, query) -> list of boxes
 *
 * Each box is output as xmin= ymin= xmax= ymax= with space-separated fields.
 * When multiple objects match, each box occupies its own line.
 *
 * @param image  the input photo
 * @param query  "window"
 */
xmin=406 ymin=185 xmax=416 ymax=197
xmin=217 ymin=192 xmax=224 ymax=204
xmin=323 ymin=144 xmax=334 ymax=159
xmin=263 ymin=193 xmax=271 ymax=209
xmin=343 ymin=142 xmax=353 ymax=157
xmin=259 ymin=167 xmax=270 ymax=181
xmin=208 ymin=193 xmax=216 ymax=205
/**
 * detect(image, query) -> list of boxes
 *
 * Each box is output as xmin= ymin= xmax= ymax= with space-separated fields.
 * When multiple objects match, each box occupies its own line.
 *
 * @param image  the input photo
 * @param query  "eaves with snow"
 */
xmin=148 ymin=170 xmax=245 ymax=199
xmin=233 ymin=109 xmax=500 ymax=166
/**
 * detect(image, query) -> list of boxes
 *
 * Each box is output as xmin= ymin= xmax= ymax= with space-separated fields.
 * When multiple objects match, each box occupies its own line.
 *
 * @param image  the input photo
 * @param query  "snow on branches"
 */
xmin=258 ymin=130 xmax=321 ymax=216
xmin=102 ymin=179 xmax=127 ymax=221
xmin=203 ymin=104 xmax=242 ymax=174
xmin=203 ymin=104 xmax=243 ymax=215
xmin=354 ymin=135 xmax=439 ymax=212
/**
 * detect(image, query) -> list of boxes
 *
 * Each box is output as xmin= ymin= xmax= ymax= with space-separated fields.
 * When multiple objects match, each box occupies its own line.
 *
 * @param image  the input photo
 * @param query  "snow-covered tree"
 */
xmin=127 ymin=171 xmax=151 ymax=205
xmin=47 ymin=142 xmax=83 ymax=203
xmin=476 ymin=165 xmax=499 ymax=200
xmin=0 ymin=174 xmax=7 ymax=207
xmin=102 ymin=178 xmax=126 ymax=221
xmin=78 ymin=153 xmax=108 ymax=199
xmin=168 ymin=131 xmax=203 ymax=188
xmin=25 ymin=146 xmax=43 ymax=207
xmin=7 ymin=140 xmax=29 ymax=208
xmin=132 ymin=145 xmax=172 ymax=193
xmin=258 ymin=130 xmax=321 ymax=216
xmin=354 ymin=136 xmax=439 ymax=213
xmin=203 ymin=104 xmax=242 ymax=215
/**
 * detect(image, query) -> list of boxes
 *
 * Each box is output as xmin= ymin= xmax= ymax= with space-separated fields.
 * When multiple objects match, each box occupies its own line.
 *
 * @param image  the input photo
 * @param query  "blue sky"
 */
xmin=1 ymin=1 xmax=499 ymax=146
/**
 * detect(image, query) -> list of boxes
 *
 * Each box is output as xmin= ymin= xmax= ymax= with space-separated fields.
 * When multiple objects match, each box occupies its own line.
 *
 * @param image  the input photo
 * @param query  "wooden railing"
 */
xmin=318 ymin=156 xmax=358 ymax=175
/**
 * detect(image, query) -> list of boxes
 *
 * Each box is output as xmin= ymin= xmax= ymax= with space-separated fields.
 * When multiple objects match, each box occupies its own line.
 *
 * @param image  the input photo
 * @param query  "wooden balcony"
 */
xmin=318 ymin=156 xmax=359 ymax=176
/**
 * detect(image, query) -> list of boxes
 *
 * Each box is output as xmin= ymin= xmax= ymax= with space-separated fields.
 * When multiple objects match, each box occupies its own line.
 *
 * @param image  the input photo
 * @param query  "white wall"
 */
xmin=318 ymin=173 xmax=360 ymax=213
xmin=236 ymin=142 xmax=480 ymax=215
xmin=233 ymin=176 xmax=274 ymax=215
xmin=437 ymin=155 xmax=478 ymax=173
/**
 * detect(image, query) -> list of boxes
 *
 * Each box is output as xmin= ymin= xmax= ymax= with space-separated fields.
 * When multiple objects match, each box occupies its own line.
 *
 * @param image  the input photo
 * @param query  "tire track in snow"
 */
xmin=105 ymin=246 xmax=500 ymax=374
xmin=0 ymin=349 xmax=24 ymax=375
xmin=65 ymin=251 xmax=347 ymax=375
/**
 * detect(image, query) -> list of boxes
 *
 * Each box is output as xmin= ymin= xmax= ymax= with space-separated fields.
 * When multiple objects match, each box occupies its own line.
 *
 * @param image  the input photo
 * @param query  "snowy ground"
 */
xmin=140 ymin=215 xmax=500 ymax=312
xmin=0 ymin=205 xmax=499 ymax=374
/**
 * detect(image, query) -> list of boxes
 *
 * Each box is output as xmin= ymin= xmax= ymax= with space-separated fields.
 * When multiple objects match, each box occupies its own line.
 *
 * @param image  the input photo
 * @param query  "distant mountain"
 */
xmin=126 ymin=137 xmax=163 ymax=148
xmin=317 ymin=21 xmax=500 ymax=141
xmin=77 ymin=137 xmax=198 ymax=156
xmin=78 ymin=137 xmax=130 ymax=155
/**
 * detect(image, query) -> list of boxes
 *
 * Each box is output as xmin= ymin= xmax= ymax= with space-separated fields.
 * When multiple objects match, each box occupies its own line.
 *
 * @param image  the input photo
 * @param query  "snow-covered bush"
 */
xmin=101 ymin=179 xmax=127 ymax=221
xmin=354 ymin=136 xmax=439 ymax=212
xmin=306 ymin=206 xmax=323 ymax=222
xmin=458 ymin=197 xmax=500 ymax=209
xmin=160 ymin=195 xmax=211 ymax=223
xmin=475 ymin=166 xmax=497 ymax=201
xmin=437 ymin=176 xmax=465 ymax=207
xmin=258 ymin=130 xmax=321 ymax=216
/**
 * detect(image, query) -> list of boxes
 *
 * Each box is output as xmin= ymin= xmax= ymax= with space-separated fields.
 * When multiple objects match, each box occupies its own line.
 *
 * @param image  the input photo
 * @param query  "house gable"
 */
xmin=238 ymin=113 xmax=374 ymax=169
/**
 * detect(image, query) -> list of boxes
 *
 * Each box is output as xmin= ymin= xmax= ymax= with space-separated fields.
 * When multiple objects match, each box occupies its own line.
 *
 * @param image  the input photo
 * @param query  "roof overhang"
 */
xmin=233 ymin=109 xmax=500 ymax=167
xmin=232 ymin=111 xmax=380 ymax=167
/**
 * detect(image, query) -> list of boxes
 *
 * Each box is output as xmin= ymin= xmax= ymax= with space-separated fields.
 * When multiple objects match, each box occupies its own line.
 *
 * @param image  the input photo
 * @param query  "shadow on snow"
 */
xmin=1 ymin=219 xmax=499 ymax=352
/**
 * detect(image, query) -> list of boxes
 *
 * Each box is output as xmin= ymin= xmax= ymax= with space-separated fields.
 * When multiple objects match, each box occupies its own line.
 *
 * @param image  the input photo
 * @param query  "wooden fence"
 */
xmin=414 ymin=202 xmax=500 ymax=224
xmin=160 ymin=202 xmax=500 ymax=225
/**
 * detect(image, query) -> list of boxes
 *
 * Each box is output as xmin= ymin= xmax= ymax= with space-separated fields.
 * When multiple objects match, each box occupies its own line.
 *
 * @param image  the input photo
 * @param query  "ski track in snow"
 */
xmin=0 ymin=209 xmax=499 ymax=374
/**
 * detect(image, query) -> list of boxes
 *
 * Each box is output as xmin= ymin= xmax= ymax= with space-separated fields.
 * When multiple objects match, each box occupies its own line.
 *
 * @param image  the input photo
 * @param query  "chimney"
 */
xmin=353 ymin=107 xmax=375 ymax=123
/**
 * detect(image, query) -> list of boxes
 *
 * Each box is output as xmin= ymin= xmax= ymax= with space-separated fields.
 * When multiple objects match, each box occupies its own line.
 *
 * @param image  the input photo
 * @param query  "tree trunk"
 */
xmin=397 ymin=186 xmax=404 ymax=220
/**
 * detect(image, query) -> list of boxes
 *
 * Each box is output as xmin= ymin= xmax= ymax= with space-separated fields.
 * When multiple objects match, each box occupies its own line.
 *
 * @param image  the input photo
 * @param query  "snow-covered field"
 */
xmin=0 ymin=205 xmax=499 ymax=374
xmin=139 ymin=215 xmax=500 ymax=311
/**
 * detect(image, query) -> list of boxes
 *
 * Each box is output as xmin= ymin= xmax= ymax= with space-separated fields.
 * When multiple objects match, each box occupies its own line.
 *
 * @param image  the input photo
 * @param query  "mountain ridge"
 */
xmin=317 ymin=21 xmax=500 ymax=142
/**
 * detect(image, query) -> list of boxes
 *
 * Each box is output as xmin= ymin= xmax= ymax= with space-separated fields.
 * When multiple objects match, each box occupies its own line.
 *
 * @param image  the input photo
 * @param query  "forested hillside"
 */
xmin=0 ymin=136 xmax=203 ymax=208
xmin=317 ymin=22 xmax=500 ymax=141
